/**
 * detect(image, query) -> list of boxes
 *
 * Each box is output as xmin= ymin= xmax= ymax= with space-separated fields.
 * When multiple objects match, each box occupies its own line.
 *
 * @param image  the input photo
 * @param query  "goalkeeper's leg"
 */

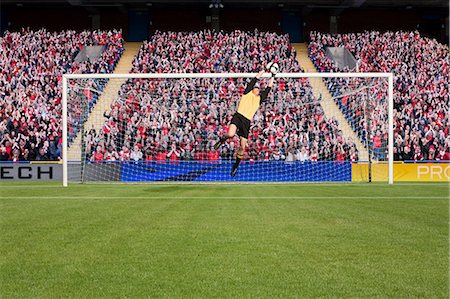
xmin=214 ymin=124 xmax=237 ymax=150
xmin=231 ymin=137 xmax=247 ymax=177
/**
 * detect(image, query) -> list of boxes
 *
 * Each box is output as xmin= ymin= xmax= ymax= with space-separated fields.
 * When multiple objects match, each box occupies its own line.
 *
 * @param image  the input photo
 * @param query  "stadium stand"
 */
xmin=1 ymin=28 xmax=448 ymax=162
xmin=85 ymin=30 xmax=360 ymax=162
xmin=309 ymin=31 xmax=450 ymax=161
xmin=0 ymin=28 xmax=124 ymax=161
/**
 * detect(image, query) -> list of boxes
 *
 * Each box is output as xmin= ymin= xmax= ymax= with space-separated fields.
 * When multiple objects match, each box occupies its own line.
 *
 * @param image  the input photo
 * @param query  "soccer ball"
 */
xmin=266 ymin=62 xmax=279 ymax=75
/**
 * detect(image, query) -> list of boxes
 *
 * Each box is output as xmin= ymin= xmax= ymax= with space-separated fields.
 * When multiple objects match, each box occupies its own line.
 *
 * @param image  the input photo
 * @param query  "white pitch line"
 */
xmin=0 ymin=182 xmax=448 ymax=188
xmin=0 ymin=196 xmax=447 ymax=199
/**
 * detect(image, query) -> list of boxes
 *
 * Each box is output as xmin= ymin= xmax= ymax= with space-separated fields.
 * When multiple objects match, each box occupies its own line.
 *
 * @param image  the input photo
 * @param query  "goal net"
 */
xmin=62 ymin=73 xmax=393 ymax=185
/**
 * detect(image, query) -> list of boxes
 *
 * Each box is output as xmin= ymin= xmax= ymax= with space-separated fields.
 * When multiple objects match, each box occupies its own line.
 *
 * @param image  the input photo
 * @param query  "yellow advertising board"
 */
xmin=352 ymin=162 xmax=450 ymax=182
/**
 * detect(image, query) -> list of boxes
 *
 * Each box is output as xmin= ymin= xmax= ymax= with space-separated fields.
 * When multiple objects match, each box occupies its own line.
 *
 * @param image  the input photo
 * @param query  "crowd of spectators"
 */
xmin=4 ymin=28 xmax=444 ymax=163
xmin=309 ymin=31 xmax=450 ymax=161
xmin=0 ymin=28 xmax=124 ymax=161
xmin=86 ymin=30 xmax=359 ymax=162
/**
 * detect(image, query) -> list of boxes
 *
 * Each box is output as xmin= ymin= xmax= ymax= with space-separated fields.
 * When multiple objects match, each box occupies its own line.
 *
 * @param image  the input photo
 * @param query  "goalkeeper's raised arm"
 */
xmin=213 ymin=65 xmax=276 ymax=177
xmin=243 ymin=71 xmax=274 ymax=103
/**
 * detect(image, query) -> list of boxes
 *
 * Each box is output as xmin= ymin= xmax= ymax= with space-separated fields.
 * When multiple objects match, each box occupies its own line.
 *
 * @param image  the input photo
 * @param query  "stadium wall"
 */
xmin=220 ymin=8 xmax=282 ymax=33
xmin=1 ymin=3 xmax=448 ymax=44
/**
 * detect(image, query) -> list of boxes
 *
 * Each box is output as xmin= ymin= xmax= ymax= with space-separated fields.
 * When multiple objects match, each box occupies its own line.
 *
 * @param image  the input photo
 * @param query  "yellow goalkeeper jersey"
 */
xmin=237 ymin=92 xmax=260 ymax=121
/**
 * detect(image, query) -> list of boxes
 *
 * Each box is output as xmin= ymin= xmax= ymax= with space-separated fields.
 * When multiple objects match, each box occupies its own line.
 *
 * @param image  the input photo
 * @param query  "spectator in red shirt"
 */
xmin=335 ymin=145 xmax=346 ymax=161
xmin=436 ymin=145 xmax=450 ymax=161
xmin=372 ymin=130 xmax=384 ymax=160
xmin=207 ymin=147 xmax=220 ymax=160
xmin=167 ymin=143 xmax=181 ymax=161
xmin=413 ymin=146 xmax=424 ymax=161
xmin=156 ymin=146 xmax=168 ymax=161
xmin=92 ymin=146 xmax=104 ymax=162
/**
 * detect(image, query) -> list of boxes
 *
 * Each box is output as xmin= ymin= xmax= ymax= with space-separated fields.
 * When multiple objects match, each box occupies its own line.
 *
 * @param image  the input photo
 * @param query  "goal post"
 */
xmin=62 ymin=72 xmax=394 ymax=186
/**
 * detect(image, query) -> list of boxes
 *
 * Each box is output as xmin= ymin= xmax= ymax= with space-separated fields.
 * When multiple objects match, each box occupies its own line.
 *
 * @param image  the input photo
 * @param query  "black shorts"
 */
xmin=231 ymin=112 xmax=251 ymax=139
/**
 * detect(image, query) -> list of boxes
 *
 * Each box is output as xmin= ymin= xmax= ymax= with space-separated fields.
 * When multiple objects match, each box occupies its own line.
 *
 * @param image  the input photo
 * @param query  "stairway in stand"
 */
xmin=292 ymin=43 xmax=368 ymax=161
xmin=67 ymin=42 xmax=142 ymax=161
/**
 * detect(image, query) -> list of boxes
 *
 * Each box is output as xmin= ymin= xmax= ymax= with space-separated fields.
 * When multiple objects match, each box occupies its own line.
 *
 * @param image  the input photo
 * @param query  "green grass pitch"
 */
xmin=0 ymin=182 xmax=448 ymax=298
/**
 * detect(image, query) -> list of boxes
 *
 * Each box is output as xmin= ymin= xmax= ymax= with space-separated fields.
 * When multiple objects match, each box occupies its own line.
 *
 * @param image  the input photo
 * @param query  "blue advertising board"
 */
xmin=120 ymin=161 xmax=352 ymax=182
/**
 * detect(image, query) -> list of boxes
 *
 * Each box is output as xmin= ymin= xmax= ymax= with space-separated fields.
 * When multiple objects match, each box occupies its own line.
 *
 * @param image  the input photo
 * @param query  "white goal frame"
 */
xmin=62 ymin=72 xmax=394 ymax=186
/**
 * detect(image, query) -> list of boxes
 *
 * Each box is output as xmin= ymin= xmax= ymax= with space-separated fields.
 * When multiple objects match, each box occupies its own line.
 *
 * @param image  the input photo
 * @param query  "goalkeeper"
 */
xmin=214 ymin=66 xmax=276 ymax=177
